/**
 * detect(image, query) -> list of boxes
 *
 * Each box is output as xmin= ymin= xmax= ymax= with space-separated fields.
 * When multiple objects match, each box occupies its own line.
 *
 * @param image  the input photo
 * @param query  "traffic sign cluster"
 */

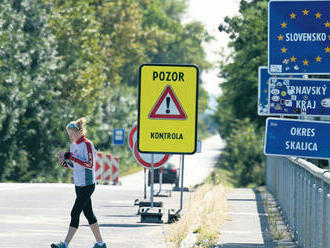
xmin=263 ymin=0 xmax=330 ymax=160
xmin=133 ymin=63 xmax=199 ymax=223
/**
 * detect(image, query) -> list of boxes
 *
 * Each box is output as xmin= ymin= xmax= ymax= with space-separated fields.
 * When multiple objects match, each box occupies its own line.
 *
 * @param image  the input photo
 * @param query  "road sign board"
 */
xmin=138 ymin=64 xmax=199 ymax=154
xmin=269 ymin=77 xmax=330 ymax=116
xmin=264 ymin=118 xmax=330 ymax=159
xmin=258 ymin=66 xmax=303 ymax=115
xmin=268 ymin=0 xmax=330 ymax=75
xmin=133 ymin=141 xmax=170 ymax=169
xmin=128 ymin=125 xmax=137 ymax=150
xmin=258 ymin=67 xmax=271 ymax=115
xmin=113 ymin=128 xmax=125 ymax=145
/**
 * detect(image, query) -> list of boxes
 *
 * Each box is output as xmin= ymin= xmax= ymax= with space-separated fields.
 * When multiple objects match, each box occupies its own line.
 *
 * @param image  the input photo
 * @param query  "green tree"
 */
xmin=0 ymin=0 xmax=68 ymax=182
xmin=217 ymin=0 xmax=267 ymax=138
xmin=0 ymin=0 xmax=212 ymax=182
xmin=214 ymin=0 xmax=268 ymax=186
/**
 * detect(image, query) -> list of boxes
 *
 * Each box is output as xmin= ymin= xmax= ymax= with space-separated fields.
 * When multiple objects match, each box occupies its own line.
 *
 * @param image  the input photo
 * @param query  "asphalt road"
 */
xmin=0 ymin=135 xmax=224 ymax=248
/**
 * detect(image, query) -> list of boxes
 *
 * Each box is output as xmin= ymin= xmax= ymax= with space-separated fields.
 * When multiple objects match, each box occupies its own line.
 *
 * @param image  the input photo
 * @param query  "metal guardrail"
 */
xmin=266 ymin=156 xmax=330 ymax=248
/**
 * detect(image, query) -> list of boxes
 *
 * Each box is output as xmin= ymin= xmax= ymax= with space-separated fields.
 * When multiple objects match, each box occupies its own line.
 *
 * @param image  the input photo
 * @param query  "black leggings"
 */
xmin=70 ymin=184 xmax=97 ymax=228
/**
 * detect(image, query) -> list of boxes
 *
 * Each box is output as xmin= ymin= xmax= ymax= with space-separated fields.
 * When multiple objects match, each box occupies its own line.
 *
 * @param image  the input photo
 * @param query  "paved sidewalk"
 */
xmin=218 ymin=188 xmax=275 ymax=248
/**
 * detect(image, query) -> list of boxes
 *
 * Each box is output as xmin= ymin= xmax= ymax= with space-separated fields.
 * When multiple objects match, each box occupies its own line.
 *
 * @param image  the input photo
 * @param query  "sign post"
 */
xmin=150 ymin=154 xmax=154 ymax=208
xmin=144 ymin=168 xmax=147 ymax=199
xmin=179 ymin=155 xmax=185 ymax=213
xmin=268 ymin=0 xmax=330 ymax=75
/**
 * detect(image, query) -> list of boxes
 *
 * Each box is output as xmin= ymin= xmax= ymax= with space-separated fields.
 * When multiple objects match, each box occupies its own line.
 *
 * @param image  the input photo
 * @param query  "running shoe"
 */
xmin=93 ymin=243 xmax=107 ymax=248
xmin=51 ymin=241 xmax=67 ymax=248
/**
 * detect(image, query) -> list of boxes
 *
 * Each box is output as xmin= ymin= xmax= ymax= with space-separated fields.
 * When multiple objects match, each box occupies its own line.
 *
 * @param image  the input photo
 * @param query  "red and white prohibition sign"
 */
xmin=128 ymin=124 xmax=169 ymax=169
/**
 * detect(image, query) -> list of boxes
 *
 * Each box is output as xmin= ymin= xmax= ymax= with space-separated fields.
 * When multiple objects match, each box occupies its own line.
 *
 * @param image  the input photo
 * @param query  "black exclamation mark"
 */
xmin=166 ymin=97 xmax=170 ymax=114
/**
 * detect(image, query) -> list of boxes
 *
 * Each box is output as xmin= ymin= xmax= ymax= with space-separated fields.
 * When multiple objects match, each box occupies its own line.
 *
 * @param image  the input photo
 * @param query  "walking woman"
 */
xmin=51 ymin=118 xmax=107 ymax=248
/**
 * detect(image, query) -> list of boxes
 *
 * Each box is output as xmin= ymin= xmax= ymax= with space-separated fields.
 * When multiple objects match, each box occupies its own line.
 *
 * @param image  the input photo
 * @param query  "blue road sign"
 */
xmin=265 ymin=118 xmax=330 ymax=159
xmin=258 ymin=67 xmax=271 ymax=115
xmin=268 ymin=0 xmax=330 ymax=75
xmin=258 ymin=66 xmax=303 ymax=116
xmin=113 ymin=128 xmax=125 ymax=145
xmin=269 ymin=77 xmax=330 ymax=116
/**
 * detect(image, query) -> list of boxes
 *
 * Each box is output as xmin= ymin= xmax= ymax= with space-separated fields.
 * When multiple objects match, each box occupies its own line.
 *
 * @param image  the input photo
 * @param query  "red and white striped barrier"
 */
xmin=95 ymin=152 xmax=103 ymax=183
xmin=94 ymin=151 xmax=119 ymax=185
xmin=103 ymin=154 xmax=111 ymax=184
xmin=111 ymin=156 xmax=119 ymax=185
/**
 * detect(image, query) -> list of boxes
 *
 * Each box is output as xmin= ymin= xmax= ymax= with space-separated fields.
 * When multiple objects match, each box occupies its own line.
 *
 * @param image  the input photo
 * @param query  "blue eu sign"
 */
xmin=113 ymin=128 xmax=125 ymax=145
xmin=258 ymin=66 xmax=303 ymax=115
xmin=268 ymin=0 xmax=330 ymax=74
xmin=265 ymin=118 xmax=330 ymax=159
xmin=269 ymin=77 xmax=330 ymax=116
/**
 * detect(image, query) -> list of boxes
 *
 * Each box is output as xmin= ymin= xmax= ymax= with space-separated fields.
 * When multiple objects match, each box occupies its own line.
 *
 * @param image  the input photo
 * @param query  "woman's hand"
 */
xmin=57 ymin=151 xmax=65 ymax=162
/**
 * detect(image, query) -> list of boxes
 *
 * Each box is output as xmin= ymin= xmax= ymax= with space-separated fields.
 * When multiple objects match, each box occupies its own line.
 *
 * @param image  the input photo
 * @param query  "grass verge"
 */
xmin=166 ymin=183 xmax=230 ymax=247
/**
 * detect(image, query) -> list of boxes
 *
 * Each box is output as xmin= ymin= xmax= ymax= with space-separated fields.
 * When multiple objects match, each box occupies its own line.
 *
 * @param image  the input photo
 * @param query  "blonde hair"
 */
xmin=66 ymin=117 xmax=87 ymax=135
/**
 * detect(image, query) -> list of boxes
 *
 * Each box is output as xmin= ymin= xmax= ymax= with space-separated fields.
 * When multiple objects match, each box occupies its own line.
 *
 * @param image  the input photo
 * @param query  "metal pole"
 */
xmin=144 ymin=168 xmax=147 ymax=199
xmin=150 ymin=153 xmax=154 ymax=208
xmin=159 ymin=168 xmax=163 ymax=193
xmin=156 ymin=168 xmax=163 ymax=195
xmin=177 ymin=154 xmax=185 ymax=214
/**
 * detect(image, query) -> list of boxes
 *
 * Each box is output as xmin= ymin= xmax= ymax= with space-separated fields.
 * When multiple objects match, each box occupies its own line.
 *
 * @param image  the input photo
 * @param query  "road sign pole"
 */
xmin=159 ymin=169 xmax=162 ymax=193
xmin=177 ymin=154 xmax=185 ymax=213
xmin=156 ymin=168 xmax=163 ymax=195
xmin=150 ymin=153 xmax=154 ymax=208
xmin=144 ymin=168 xmax=147 ymax=199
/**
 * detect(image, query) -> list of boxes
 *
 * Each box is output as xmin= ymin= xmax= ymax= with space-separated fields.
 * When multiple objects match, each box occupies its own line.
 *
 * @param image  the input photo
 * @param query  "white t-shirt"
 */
xmin=68 ymin=136 xmax=96 ymax=186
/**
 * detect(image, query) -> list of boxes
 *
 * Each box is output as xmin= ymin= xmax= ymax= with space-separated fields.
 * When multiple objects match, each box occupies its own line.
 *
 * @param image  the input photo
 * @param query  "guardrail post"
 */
xmin=302 ymin=173 xmax=307 ymax=247
xmin=326 ymin=192 xmax=330 ymax=248
xmin=317 ymin=186 xmax=324 ymax=248
xmin=307 ymin=177 xmax=311 ymax=248
xmin=312 ymin=182 xmax=317 ymax=248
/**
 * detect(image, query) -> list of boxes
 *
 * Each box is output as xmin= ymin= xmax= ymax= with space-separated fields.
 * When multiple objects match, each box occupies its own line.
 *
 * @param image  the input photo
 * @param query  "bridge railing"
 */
xmin=266 ymin=156 xmax=330 ymax=248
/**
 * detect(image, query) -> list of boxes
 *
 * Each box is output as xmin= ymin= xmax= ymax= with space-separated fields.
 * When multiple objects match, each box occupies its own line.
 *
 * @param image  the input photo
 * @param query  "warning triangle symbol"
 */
xmin=149 ymin=85 xmax=187 ymax=120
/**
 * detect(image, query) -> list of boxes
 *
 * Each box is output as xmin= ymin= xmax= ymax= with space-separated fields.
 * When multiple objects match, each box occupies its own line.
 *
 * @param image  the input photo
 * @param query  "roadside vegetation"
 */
xmin=166 ymin=183 xmax=229 ymax=247
xmin=212 ymin=0 xmax=268 ymax=187
xmin=0 ymin=0 xmax=212 ymax=183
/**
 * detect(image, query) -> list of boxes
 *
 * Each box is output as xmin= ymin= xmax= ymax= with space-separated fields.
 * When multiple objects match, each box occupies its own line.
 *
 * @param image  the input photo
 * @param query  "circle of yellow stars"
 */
xmin=276 ymin=9 xmax=330 ymax=67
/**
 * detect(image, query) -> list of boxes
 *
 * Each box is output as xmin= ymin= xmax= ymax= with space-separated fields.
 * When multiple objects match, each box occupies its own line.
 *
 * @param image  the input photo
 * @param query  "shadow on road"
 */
xmin=104 ymin=214 xmax=137 ymax=218
xmin=100 ymin=205 xmax=133 ymax=208
xmin=81 ymin=223 xmax=161 ymax=228
xmin=217 ymin=244 xmax=265 ymax=248
xmin=227 ymin=198 xmax=257 ymax=202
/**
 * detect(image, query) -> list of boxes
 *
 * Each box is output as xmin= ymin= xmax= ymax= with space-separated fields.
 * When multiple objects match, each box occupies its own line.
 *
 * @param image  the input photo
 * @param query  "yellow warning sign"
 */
xmin=138 ymin=64 xmax=199 ymax=154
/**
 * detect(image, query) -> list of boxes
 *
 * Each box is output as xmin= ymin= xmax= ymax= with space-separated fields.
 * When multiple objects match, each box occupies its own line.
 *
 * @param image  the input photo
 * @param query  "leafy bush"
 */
xmin=217 ymin=118 xmax=265 ymax=187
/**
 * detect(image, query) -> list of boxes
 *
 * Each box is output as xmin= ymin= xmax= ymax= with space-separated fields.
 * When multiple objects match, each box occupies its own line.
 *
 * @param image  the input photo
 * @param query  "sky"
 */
xmin=183 ymin=0 xmax=241 ymax=110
